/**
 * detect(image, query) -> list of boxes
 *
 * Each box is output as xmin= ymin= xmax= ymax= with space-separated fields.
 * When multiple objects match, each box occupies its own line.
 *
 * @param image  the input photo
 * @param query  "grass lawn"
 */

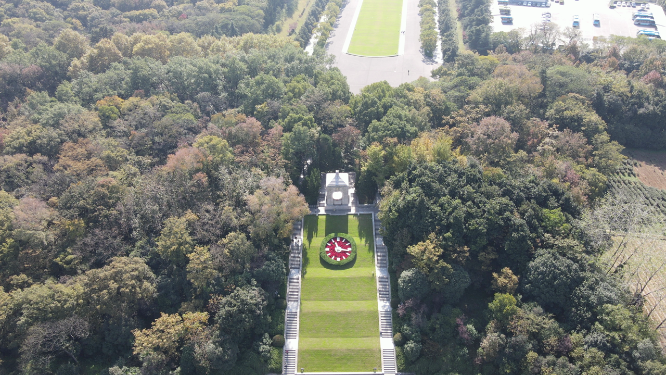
xmin=347 ymin=0 xmax=403 ymax=56
xmin=298 ymin=214 xmax=381 ymax=372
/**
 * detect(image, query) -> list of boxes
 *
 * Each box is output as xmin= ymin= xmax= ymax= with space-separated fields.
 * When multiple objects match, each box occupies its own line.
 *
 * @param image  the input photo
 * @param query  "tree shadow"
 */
xmin=305 ymin=215 xmax=318 ymax=247
xmin=302 ymin=243 xmax=311 ymax=277
xmin=357 ymin=213 xmax=375 ymax=256
xmin=325 ymin=214 xmax=348 ymax=234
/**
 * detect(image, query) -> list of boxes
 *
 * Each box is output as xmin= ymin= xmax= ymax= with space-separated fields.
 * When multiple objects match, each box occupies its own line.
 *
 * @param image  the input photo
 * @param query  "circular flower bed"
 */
xmin=319 ymin=233 xmax=357 ymax=266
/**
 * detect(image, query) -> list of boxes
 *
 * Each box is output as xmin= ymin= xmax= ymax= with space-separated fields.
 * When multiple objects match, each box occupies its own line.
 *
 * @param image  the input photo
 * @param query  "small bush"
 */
xmin=393 ymin=332 xmax=405 ymax=346
xmin=268 ymin=347 xmax=282 ymax=373
xmin=272 ymin=334 xmax=285 ymax=347
xmin=398 ymin=268 xmax=430 ymax=301
xmin=391 ymin=297 xmax=400 ymax=309
xmin=395 ymin=346 xmax=406 ymax=371
xmin=404 ymin=340 xmax=423 ymax=362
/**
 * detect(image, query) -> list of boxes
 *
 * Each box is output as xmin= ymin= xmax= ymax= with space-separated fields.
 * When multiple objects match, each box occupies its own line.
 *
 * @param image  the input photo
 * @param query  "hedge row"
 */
xmin=457 ymin=0 xmax=492 ymax=54
xmin=437 ymin=0 xmax=458 ymax=62
xmin=295 ymin=0 xmax=331 ymax=48
xmin=315 ymin=0 xmax=344 ymax=47
xmin=418 ymin=0 xmax=438 ymax=58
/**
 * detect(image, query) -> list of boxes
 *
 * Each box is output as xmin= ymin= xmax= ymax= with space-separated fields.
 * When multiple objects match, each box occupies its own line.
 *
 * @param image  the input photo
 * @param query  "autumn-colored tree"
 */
xmin=246 ymin=177 xmax=309 ymax=243
xmin=491 ymin=267 xmax=519 ymax=294
xmin=186 ymin=246 xmax=218 ymax=295
xmin=54 ymin=29 xmax=89 ymax=60
xmin=407 ymin=233 xmax=453 ymax=291
xmin=85 ymin=39 xmax=123 ymax=74
xmin=54 ymin=139 xmax=108 ymax=179
xmin=132 ymin=34 xmax=170 ymax=63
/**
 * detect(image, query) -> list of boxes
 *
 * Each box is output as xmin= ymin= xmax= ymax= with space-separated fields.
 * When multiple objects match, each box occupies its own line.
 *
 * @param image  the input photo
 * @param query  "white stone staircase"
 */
xmin=373 ymin=214 xmax=397 ymax=375
xmin=283 ymin=219 xmax=303 ymax=375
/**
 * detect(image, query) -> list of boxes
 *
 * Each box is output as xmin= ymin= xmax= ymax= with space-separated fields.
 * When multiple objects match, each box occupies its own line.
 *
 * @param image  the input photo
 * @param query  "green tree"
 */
xmin=186 ymin=246 xmax=218 ymax=295
xmin=215 ymin=285 xmax=267 ymax=339
xmin=397 ymin=268 xmax=430 ymax=301
xmin=488 ymin=293 xmax=519 ymax=326
xmin=155 ymin=216 xmax=195 ymax=265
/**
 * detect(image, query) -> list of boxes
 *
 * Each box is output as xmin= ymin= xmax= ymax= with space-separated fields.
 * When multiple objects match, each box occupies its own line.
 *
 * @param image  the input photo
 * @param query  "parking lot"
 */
xmin=491 ymin=0 xmax=666 ymax=41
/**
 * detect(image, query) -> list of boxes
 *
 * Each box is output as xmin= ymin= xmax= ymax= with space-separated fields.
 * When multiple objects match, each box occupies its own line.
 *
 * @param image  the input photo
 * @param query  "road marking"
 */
xmin=398 ymin=0 xmax=409 ymax=55
xmin=342 ymin=0 xmax=365 ymax=53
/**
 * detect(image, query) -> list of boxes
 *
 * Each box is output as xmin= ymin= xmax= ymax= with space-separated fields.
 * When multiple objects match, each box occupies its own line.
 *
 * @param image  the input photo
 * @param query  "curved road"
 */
xmin=325 ymin=0 xmax=441 ymax=93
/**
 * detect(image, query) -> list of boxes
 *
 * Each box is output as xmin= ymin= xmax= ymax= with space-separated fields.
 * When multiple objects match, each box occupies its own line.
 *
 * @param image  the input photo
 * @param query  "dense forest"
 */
xmin=0 ymin=0 xmax=666 ymax=373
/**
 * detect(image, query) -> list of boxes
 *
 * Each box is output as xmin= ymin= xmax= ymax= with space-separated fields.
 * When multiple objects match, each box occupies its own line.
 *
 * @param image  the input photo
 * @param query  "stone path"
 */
xmin=325 ymin=0 xmax=441 ymax=93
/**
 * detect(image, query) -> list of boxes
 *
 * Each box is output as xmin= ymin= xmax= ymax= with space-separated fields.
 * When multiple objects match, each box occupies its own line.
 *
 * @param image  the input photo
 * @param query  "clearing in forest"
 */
xmin=347 ymin=0 xmax=403 ymax=56
xmin=624 ymin=149 xmax=666 ymax=190
xmin=298 ymin=214 xmax=380 ymax=372
xmin=279 ymin=0 xmax=316 ymax=36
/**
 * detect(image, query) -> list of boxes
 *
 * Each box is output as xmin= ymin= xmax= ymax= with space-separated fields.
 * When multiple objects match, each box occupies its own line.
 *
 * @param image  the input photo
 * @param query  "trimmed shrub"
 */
xmin=398 ymin=268 xmax=430 ymax=301
xmin=319 ymin=233 xmax=357 ymax=266
xmin=272 ymin=334 xmax=285 ymax=347
xmin=393 ymin=332 xmax=405 ymax=346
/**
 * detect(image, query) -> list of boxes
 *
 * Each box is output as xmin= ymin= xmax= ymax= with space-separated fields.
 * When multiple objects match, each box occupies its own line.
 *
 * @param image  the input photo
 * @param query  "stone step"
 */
xmin=283 ymin=350 xmax=296 ymax=374
xmin=382 ymin=348 xmax=397 ymax=374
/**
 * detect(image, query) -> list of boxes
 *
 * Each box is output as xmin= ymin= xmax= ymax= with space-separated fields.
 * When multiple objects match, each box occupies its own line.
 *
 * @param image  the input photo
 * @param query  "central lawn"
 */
xmin=347 ymin=0 xmax=403 ymax=56
xmin=298 ymin=214 xmax=380 ymax=372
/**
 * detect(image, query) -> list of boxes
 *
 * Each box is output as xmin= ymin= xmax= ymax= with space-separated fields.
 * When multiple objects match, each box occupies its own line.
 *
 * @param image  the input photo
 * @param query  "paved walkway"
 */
xmin=326 ymin=0 xmax=441 ymax=93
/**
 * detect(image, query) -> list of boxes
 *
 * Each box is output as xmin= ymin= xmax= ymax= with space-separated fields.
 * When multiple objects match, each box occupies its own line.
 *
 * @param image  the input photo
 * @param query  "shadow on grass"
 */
xmin=325 ymin=214 xmax=349 ymax=234
xmin=302 ymin=243 xmax=311 ymax=277
xmin=356 ymin=214 xmax=374 ymax=254
xmin=304 ymin=215 xmax=318 ymax=248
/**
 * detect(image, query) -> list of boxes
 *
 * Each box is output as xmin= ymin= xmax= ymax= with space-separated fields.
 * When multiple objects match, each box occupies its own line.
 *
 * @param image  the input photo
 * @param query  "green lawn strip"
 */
xmin=301 ymin=300 xmax=378 ymax=312
xmin=300 ymin=337 xmax=379 ymax=350
xmin=300 ymin=276 xmax=377 ymax=301
xmin=299 ymin=214 xmax=380 ymax=371
xmin=298 ymin=349 xmax=381 ymax=372
xmin=347 ymin=0 xmax=403 ymax=56
xmin=299 ymin=309 xmax=379 ymax=337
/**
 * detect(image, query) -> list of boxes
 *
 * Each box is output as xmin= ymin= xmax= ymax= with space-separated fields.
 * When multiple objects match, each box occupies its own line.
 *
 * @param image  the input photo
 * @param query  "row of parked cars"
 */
xmin=518 ymin=1 xmax=550 ymax=7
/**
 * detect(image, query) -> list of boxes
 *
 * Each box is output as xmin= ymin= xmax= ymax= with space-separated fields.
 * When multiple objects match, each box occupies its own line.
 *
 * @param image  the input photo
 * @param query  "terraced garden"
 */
xmin=298 ymin=214 xmax=380 ymax=372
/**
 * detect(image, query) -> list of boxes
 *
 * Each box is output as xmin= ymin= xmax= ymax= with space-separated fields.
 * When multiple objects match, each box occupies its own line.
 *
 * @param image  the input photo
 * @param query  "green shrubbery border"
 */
xmin=319 ymin=233 xmax=357 ymax=266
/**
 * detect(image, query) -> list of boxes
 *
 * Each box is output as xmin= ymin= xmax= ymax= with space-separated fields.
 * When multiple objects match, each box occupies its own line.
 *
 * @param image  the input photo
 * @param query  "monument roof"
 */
xmin=326 ymin=171 xmax=349 ymax=187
